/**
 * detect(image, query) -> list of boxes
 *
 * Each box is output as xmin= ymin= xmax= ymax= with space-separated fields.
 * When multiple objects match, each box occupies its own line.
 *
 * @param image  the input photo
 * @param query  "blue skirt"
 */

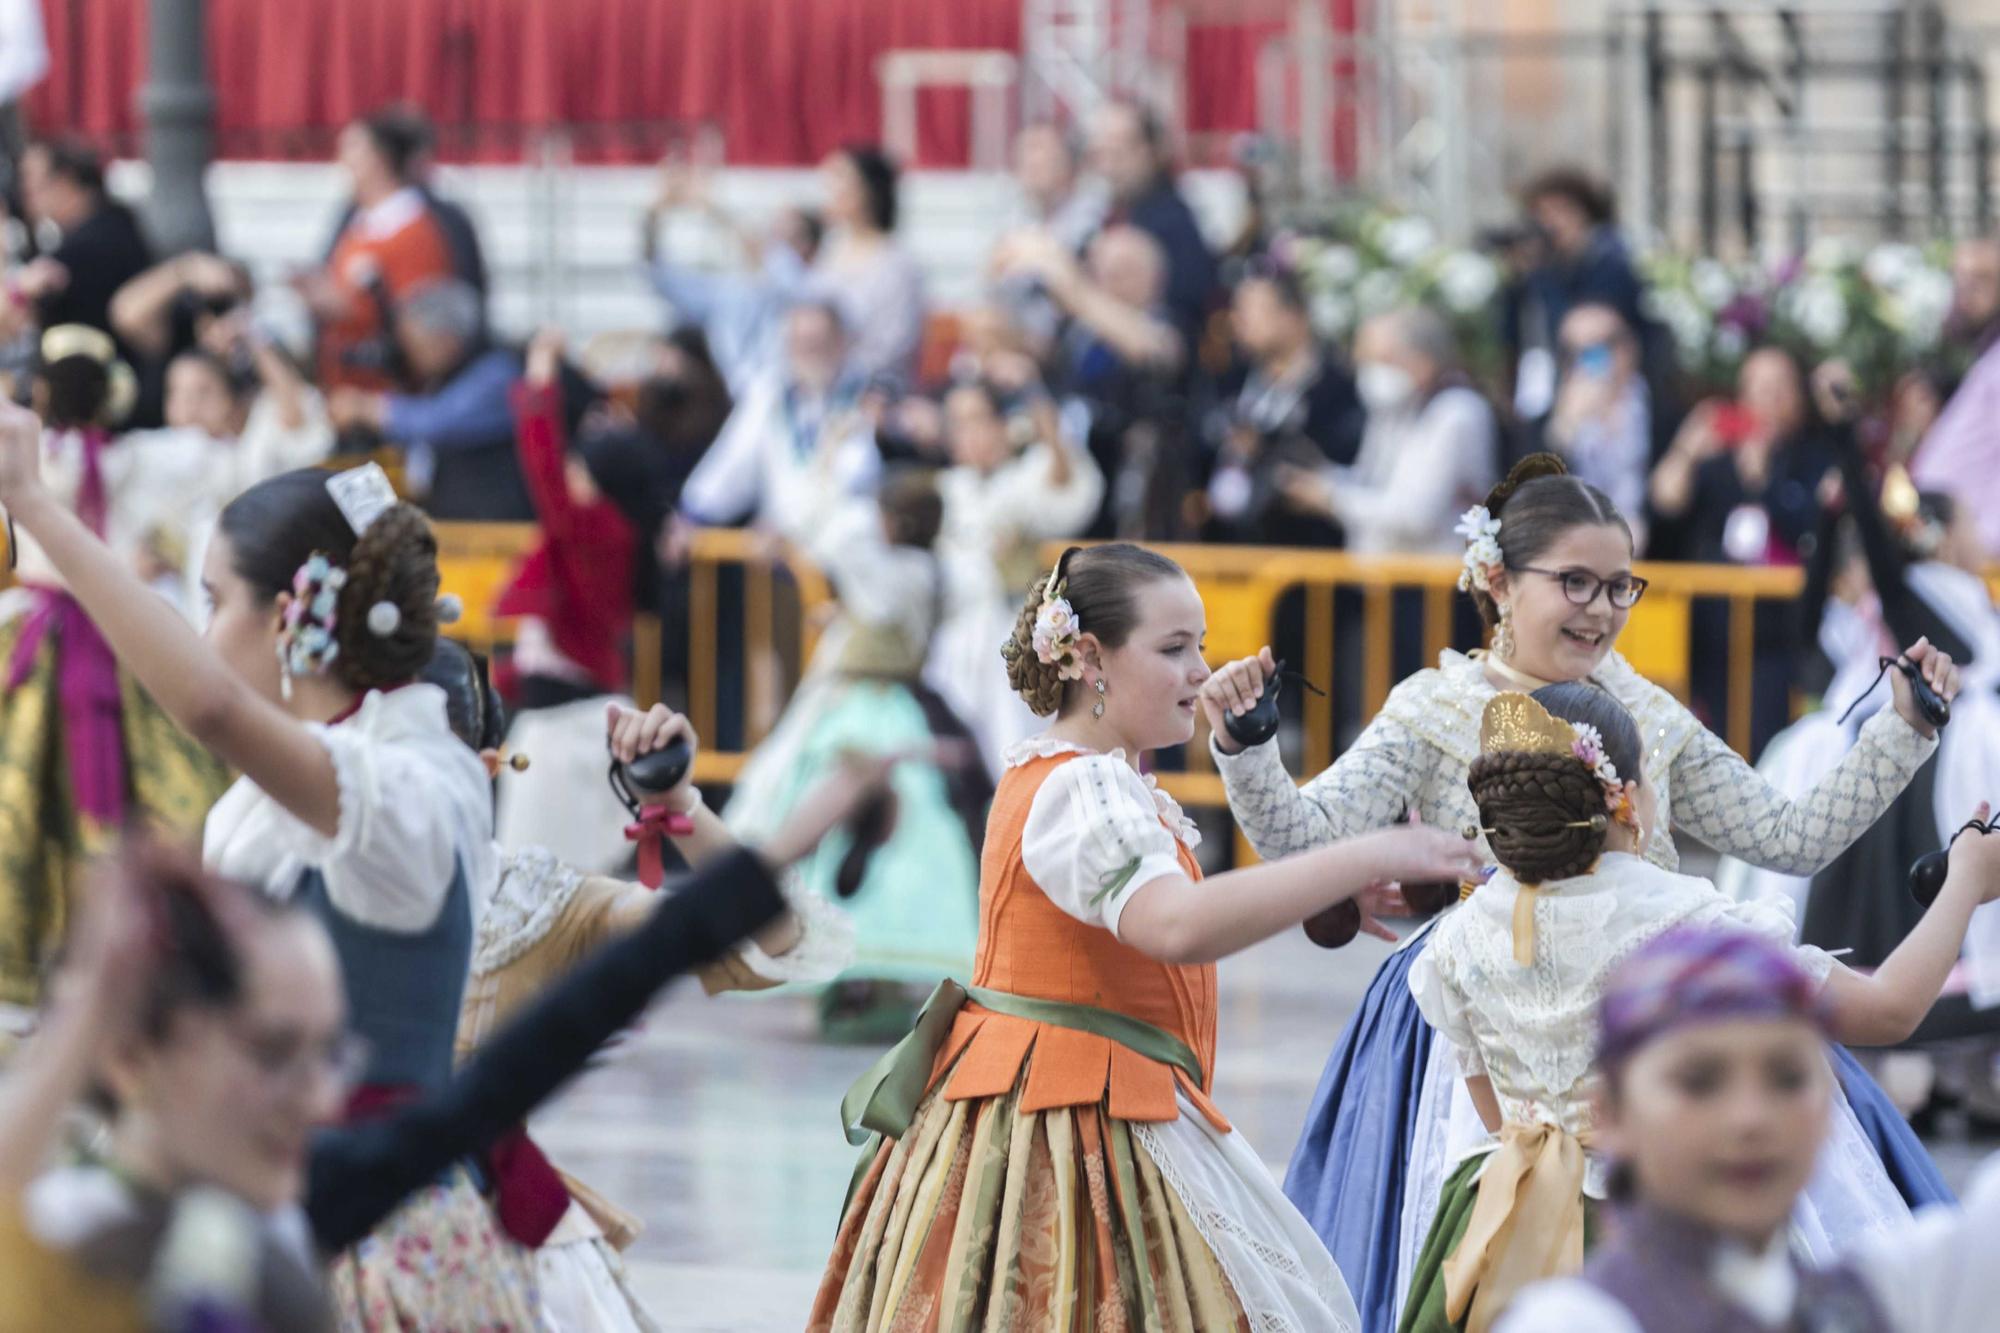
xmin=1281 ymin=923 xmax=1438 ymax=1333
xmin=1283 ymin=926 xmax=1954 ymax=1333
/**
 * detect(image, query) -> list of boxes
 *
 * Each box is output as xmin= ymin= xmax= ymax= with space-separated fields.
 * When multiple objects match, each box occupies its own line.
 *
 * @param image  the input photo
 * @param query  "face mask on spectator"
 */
xmin=1573 ymin=343 xmax=1616 ymax=380
xmin=1356 ymin=362 xmax=1416 ymax=413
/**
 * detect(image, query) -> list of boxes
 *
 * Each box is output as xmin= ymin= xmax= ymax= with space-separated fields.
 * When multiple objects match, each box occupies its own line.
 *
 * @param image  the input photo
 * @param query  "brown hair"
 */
xmin=1468 ymin=682 xmax=1643 ymax=884
xmin=877 ymin=467 xmax=944 ymax=550
xmin=1002 ymin=543 xmax=1186 ymax=717
xmin=1470 ymin=453 xmax=1633 ymax=630
xmin=1521 ymin=166 xmax=1616 ymax=226
xmin=217 ymin=469 xmax=441 ymax=692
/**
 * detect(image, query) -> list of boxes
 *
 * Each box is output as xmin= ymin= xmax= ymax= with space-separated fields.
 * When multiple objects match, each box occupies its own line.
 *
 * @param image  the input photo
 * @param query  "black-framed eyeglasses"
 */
xmin=1510 ymin=565 xmax=1649 ymax=610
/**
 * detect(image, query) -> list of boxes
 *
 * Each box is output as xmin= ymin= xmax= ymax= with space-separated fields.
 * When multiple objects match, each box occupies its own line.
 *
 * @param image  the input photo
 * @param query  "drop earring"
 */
xmin=1494 ymin=602 xmax=1516 ymax=662
xmin=1091 ymin=678 xmax=1107 ymax=719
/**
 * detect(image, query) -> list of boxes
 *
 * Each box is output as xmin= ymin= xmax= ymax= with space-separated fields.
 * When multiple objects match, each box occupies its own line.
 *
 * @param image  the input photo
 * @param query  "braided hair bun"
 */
xmin=1470 ymin=681 xmax=1645 ymax=884
xmin=217 ymin=468 xmax=444 ymax=696
xmin=1000 ymin=543 xmax=1187 ymax=719
xmin=1003 ymin=588 xmax=1067 ymax=717
xmin=1468 ymin=750 xmax=1609 ymax=884
xmin=331 ymin=503 xmax=439 ymax=691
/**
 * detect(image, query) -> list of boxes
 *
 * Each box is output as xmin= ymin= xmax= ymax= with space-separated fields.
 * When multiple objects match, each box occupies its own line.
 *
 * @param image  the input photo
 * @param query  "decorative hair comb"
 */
xmin=327 ymin=462 xmax=398 ymax=536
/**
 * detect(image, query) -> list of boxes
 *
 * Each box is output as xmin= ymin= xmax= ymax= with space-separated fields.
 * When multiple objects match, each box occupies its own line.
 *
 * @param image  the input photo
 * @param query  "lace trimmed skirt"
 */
xmin=810 ymin=1066 xmax=1359 ymax=1332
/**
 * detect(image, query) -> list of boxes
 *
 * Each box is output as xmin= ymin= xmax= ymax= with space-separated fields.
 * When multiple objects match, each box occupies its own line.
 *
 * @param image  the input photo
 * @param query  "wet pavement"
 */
xmin=538 ymin=892 xmax=1994 ymax=1330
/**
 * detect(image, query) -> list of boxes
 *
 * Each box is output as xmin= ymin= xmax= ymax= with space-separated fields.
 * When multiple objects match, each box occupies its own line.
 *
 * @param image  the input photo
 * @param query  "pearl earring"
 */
xmin=1091 ymin=678 xmax=1107 ymax=719
xmin=1494 ymin=602 xmax=1516 ymax=662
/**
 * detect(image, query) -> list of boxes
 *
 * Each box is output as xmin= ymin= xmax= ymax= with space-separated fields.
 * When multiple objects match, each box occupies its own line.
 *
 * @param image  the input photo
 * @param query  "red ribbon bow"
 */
xmin=625 ymin=804 xmax=695 ymax=889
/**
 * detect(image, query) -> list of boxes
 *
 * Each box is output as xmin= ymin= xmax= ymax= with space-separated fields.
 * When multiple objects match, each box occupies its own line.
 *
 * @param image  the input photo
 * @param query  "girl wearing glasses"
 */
xmin=1201 ymin=452 xmax=1956 ymax=1330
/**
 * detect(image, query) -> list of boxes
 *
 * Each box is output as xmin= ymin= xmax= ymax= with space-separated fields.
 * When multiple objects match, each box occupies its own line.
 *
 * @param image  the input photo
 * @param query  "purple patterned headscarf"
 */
xmin=1597 ymin=927 xmax=1828 ymax=1073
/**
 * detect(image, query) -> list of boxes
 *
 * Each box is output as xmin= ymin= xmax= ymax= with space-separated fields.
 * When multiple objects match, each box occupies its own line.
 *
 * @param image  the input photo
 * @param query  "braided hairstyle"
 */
xmin=1470 ymin=453 xmax=1632 ymax=631
xmin=217 ymin=468 xmax=441 ymax=693
xmin=1469 ymin=681 xmax=1643 ymax=884
xmin=1002 ymin=543 xmax=1185 ymax=717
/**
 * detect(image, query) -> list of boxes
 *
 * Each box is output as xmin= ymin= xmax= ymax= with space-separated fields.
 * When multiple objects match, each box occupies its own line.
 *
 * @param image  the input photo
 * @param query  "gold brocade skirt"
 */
xmin=810 ymin=1071 xmax=1250 ymax=1333
xmin=0 ymin=611 xmax=230 ymax=1006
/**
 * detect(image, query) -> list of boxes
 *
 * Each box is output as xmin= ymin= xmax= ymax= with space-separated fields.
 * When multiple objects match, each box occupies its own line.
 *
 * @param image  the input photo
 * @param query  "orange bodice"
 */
xmin=929 ymin=752 xmax=1229 ymax=1131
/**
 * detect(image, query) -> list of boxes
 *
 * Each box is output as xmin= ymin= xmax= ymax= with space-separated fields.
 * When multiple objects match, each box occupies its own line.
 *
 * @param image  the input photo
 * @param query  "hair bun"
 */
xmin=1482 ymin=452 xmax=1569 ymax=519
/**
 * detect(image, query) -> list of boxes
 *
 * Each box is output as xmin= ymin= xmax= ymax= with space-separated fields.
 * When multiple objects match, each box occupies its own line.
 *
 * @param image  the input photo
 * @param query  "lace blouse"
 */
xmin=1408 ymin=853 xmax=1835 ymax=1138
xmin=1213 ymin=649 xmax=1933 ymax=877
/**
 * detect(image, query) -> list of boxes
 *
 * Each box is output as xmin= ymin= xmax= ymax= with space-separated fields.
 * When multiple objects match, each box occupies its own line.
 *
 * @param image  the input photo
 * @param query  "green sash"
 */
xmin=835 ymin=980 xmax=1207 ymax=1220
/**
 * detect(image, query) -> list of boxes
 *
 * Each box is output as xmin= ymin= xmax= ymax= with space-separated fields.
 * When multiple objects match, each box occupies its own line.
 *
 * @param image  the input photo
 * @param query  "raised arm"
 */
xmin=0 ymin=402 xmax=344 ymax=835
xmin=305 ymin=846 xmax=787 ymax=1252
xmin=1819 ymin=810 xmax=2000 ymax=1045
xmin=1027 ymin=752 xmax=1478 ymax=967
xmin=1671 ymin=644 xmax=1948 ymax=877
xmin=1203 ymin=647 xmax=1438 ymax=859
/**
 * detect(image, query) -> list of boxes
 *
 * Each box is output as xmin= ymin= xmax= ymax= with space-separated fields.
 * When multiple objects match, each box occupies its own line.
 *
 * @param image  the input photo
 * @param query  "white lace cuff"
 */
xmin=732 ymin=867 xmax=855 ymax=984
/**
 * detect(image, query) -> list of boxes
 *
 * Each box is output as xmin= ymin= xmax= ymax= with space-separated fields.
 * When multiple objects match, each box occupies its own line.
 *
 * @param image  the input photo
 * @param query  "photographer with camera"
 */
xmin=327 ymin=277 xmax=532 ymax=521
xmin=301 ymin=111 xmax=460 ymax=392
xmin=1202 ymin=263 xmax=1365 ymax=548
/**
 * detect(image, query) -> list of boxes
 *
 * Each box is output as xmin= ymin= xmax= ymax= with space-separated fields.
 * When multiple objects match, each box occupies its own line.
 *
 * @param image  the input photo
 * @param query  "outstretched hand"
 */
xmin=1890 ymin=637 xmax=1959 ymax=739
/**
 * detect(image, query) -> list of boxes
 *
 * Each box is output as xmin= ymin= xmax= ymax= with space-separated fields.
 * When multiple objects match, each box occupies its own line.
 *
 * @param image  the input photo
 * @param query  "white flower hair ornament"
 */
xmin=1455 ymin=504 xmax=1504 ymax=593
xmin=1031 ymin=582 xmax=1086 ymax=682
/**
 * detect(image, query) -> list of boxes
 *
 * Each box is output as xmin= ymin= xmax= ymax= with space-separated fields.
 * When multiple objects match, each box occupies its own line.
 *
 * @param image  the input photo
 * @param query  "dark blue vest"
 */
xmin=293 ymin=860 xmax=473 ymax=1092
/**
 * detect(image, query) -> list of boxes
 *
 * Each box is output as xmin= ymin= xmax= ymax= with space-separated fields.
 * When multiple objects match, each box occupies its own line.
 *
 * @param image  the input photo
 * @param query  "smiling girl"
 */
xmin=810 ymin=542 xmax=1483 ymax=1331
xmin=1205 ymin=453 xmax=1955 ymax=1328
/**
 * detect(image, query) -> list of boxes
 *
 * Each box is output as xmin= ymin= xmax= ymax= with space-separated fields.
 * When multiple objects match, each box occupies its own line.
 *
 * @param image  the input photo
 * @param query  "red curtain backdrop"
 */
xmin=24 ymin=0 xmax=1350 ymax=167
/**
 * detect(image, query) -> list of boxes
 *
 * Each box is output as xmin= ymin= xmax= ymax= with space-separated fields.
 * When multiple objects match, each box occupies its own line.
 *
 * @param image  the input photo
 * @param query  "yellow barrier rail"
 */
xmin=428 ymin=523 xmax=1865 ymax=819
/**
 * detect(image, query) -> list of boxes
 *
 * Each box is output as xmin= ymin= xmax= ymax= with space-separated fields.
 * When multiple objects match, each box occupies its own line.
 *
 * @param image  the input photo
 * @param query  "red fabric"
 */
xmin=26 ymin=0 xmax=1357 ymax=168
xmin=494 ymin=381 xmax=636 ymax=694
xmin=344 ymin=1084 xmax=567 ymax=1249
xmin=484 ymin=1126 xmax=571 ymax=1248
xmin=623 ymin=805 xmax=695 ymax=890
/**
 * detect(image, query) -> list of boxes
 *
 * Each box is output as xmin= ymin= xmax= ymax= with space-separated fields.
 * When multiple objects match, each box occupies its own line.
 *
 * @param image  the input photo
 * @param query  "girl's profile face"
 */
xmin=201 ymin=532 xmax=285 ymax=704
xmin=1091 ymin=575 xmax=1211 ymax=753
xmin=1598 ymin=1016 xmax=1831 ymax=1248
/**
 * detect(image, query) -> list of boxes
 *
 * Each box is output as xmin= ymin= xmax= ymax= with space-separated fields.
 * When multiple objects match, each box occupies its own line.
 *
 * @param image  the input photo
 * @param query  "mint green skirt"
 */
xmin=725 ymin=676 xmax=979 ymax=985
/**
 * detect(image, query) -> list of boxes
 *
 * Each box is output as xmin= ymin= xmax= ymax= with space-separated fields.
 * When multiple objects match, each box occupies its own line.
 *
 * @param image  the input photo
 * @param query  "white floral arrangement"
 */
xmin=1278 ymin=198 xmax=1959 ymax=400
xmin=1454 ymin=504 xmax=1504 ymax=593
xmin=1277 ymin=204 xmax=1505 ymax=379
xmin=1031 ymin=594 xmax=1085 ymax=682
xmin=1641 ymin=238 xmax=1958 ymax=393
